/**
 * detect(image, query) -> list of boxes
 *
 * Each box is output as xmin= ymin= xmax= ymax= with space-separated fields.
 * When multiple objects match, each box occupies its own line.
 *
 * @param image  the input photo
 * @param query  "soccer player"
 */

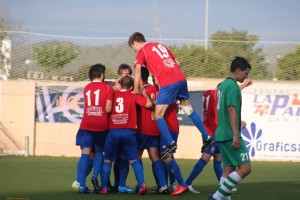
xmin=136 ymin=67 xmax=169 ymax=194
xmin=100 ymin=75 xmax=152 ymax=195
xmin=208 ymin=57 xmax=252 ymax=200
xmin=109 ymin=63 xmax=132 ymax=192
xmin=75 ymin=63 xmax=113 ymax=194
xmin=186 ymin=79 xmax=253 ymax=194
xmin=128 ymin=32 xmax=214 ymax=160
xmin=151 ymin=76 xmax=189 ymax=195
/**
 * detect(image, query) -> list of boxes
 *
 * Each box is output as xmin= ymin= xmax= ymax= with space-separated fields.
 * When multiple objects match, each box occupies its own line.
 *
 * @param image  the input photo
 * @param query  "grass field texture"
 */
xmin=0 ymin=156 xmax=299 ymax=200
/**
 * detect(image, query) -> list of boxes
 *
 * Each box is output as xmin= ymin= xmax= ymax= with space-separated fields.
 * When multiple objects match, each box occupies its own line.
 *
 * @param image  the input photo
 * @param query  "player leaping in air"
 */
xmin=128 ymin=32 xmax=214 ymax=160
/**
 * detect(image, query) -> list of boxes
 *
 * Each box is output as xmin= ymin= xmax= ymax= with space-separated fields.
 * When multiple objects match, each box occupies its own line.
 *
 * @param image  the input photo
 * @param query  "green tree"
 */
xmin=72 ymin=64 xmax=116 ymax=81
xmin=169 ymin=44 xmax=225 ymax=78
xmin=276 ymin=46 xmax=300 ymax=80
xmin=33 ymin=41 xmax=78 ymax=73
xmin=168 ymin=29 xmax=269 ymax=79
xmin=210 ymin=28 xmax=269 ymax=79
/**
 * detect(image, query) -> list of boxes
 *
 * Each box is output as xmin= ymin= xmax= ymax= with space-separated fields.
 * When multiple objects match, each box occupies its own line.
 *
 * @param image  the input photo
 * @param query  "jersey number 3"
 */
xmin=115 ymin=97 xmax=124 ymax=113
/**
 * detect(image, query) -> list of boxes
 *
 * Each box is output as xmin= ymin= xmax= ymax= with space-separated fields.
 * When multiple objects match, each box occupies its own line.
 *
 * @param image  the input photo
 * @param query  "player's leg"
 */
xmin=148 ymin=146 xmax=169 ymax=194
xmin=210 ymin=139 xmax=251 ymax=200
xmin=155 ymin=84 xmax=180 ymax=158
xmin=213 ymin=146 xmax=222 ymax=182
xmin=180 ymin=99 xmax=211 ymax=141
xmin=76 ymin=129 xmax=93 ymax=194
xmin=91 ymin=131 xmax=107 ymax=193
xmin=168 ymin=131 xmax=179 ymax=192
xmin=122 ymin=129 xmax=147 ymax=195
xmin=177 ymin=80 xmax=213 ymax=151
xmin=186 ymin=153 xmax=211 ymax=193
xmin=100 ymin=129 xmax=118 ymax=194
xmin=73 ymin=154 xmax=93 ymax=190
xmin=162 ymin=157 xmax=188 ymax=195
xmin=155 ymin=104 xmax=175 ymax=148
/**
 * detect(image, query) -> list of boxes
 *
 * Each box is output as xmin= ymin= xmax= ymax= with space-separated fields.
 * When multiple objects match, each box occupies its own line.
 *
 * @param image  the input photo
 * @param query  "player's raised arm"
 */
xmin=133 ymin=64 xmax=142 ymax=94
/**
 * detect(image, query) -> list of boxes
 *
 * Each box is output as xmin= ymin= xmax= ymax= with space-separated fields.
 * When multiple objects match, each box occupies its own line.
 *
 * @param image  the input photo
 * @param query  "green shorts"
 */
xmin=217 ymin=138 xmax=250 ymax=167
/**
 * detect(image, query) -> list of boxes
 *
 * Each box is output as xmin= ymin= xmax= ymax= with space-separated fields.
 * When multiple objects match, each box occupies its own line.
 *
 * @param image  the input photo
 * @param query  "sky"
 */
xmin=1 ymin=0 xmax=300 ymax=42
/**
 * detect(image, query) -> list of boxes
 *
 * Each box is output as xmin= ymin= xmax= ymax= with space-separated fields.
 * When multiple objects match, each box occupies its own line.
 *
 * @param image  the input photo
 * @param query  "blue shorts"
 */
xmin=104 ymin=129 xmax=138 ymax=161
xmin=160 ymin=131 xmax=179 ymax=153
xmin=202 ymin=141 xmax=220 ymax=155
xmin=75 ymin=129 xmax=107 ymax=151
xmin=156 ymin=80 xmax=190 ymax=105
xmin=136 ymin=133 xmax=160 ymax=150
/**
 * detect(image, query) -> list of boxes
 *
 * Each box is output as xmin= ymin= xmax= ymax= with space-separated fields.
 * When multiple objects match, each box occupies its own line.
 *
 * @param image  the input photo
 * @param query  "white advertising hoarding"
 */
xmin=241 ymin=83 xmax=300 ymax=161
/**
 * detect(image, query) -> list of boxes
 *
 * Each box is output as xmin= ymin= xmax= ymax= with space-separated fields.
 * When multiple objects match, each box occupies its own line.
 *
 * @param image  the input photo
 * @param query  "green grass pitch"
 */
xmin=0 ymin=156 xmax=299 ymax=200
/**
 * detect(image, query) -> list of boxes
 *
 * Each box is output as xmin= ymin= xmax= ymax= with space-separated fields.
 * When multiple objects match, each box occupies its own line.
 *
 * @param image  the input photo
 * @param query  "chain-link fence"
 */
xmin=1 ymin=30 xmax=300 ymax=83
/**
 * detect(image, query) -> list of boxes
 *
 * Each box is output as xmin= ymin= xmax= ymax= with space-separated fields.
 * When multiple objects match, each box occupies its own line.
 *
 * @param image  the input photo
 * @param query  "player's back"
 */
xmin=136 ymin=84 xmax=160 ymax=136
xmin=80 ymin=81 xmax=113 ymax=131
xmin=137 ymin=42 xmax=186 ymax=87
xmin=109 ymin=90 xmax=146 ymax=130
xmin=203 ymin=89 xmax=218 ymax=136
xmin=164 ymin=103 xmax=179 ymax=133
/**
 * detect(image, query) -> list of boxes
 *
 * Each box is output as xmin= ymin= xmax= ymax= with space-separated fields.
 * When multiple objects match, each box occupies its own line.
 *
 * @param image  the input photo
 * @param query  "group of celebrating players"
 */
xmin=73 ymin=32 xmax=253 ymax=200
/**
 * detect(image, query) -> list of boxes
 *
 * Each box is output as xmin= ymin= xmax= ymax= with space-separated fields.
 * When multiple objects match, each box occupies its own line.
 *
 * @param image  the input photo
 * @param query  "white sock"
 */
xmin=213 ymin=171 xmax=241 ymax=200
xmin=219 ymin=176 xmax=226 ymax=185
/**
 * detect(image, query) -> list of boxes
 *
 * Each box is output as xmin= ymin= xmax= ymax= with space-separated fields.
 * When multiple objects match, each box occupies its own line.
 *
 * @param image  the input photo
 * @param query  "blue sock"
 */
xmin=152 ymin=162 xmax=159 ymax=186
xmin=92 ymin=150 xmax=103 ymax=178
xmin=156 ymin=118 xmax=173 ymax=145
xmin=87 ymin=157 xmax=93 ymax=176
xmin=100 ymin=162 xmax=112 ymax=188
xmin=185 ymin=158 xmax=207 ymax=185
xmin=166 ymin=160 xmax=186 ymax=186
xmin=163 ymin=162 xmax=169 ymax=185
xmin=139 ymin=159 xmax=144 ymax=170
xmin=119 ymin=159 xmax=129 ymax=187
xmin=76 ymin=158 xmax=81 ymax=182
xmin=113 ymin=157 xmax=121 ymax=187
xmin=189 ymin=111 xmax=209 ymax=141
xmin=169 ymin=168 xmax=176 ymax=185
xmin=78 ymin=153 xmax=90 ymax=188
xmin=131 ymin=160 xmax=145 ymax=188
xmin=213 ymin=160 xmax=223 ymax=182
xmin=76 ymin=156 xmax=93 ymax=182
xmin=153 ymin=160 xmax=167 ymax=187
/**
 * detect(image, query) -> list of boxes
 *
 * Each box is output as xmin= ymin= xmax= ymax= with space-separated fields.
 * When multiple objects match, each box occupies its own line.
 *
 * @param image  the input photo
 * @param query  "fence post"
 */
xmin=25 ymin=136 xmax=29 ymax=157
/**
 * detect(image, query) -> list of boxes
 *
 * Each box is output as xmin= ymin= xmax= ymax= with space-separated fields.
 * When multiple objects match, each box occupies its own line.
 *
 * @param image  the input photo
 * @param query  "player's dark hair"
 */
xmin=128 ymin=32 xmax=146 ymax=46
xmin=89 ymin=63 xmax=106 ymax=81
xmin=117 ymin=63 xmax=132 ymax=76
xmin=141 ymin=67 xmax=149 ymax=81
xmin=230 ymin=56 xmax=251 ymax=72
xmin=119 ymin=75 xmax=134 ymax=89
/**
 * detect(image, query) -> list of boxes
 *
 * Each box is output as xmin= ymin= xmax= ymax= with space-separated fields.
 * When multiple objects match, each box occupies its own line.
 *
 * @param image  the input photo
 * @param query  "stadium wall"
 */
xmin=1 ymin=79 xmax=300 ymax=162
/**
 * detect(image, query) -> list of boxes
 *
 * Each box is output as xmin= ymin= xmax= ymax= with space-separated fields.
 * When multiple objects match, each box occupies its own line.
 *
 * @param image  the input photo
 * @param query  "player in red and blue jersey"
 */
xmin=150 ymin=76 xmax=189 ymax=195
xmin=106 ymin=63 xmax=132 ymax=193
xmin=75 ymin=64 xmax=113 ymax=194
xmin=185 ymin=89 xmax=222 ymax=193
xmin=128 ymin=32 xmax=213 ymax=160
xmin=136 ymin=67 xmax=169 ymax=194
xmin=100 ymin=75 xmax=152 ymax=195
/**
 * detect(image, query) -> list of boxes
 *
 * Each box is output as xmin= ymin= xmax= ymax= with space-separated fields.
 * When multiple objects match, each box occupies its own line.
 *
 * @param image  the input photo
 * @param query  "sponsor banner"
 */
xmin=35 ymin=86 xmax=84 ymax=123
xmin=177 ymin=91 xmax=204 ymax=125
xmin=35 ymin=86 xmax=204 ymax=124
xmin=242 ymin=91 xmax=300 ymax=161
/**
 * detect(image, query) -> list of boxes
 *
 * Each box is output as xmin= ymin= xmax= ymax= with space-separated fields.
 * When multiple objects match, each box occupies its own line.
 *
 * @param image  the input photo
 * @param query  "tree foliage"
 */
xmin=276 ymin=46 xmax=300 ymax=80
xmin=33 ymin=41 xmax=79 ymax=72
xmin=72 ymin=64 xmax=116 ymax=81
xmin=169 ymin=29 xmax=270 ymax=79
